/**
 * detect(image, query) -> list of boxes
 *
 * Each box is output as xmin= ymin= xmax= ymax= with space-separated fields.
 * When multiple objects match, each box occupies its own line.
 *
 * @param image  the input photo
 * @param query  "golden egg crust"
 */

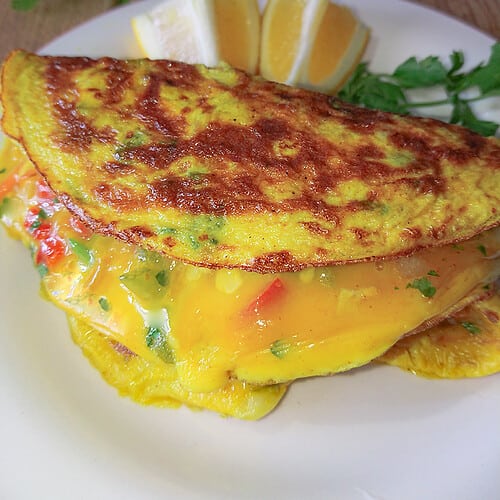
xmin=2 ymin=50 xmax=499 ymax=272
xmin=378 ymin=289 xmax=500 ymax=378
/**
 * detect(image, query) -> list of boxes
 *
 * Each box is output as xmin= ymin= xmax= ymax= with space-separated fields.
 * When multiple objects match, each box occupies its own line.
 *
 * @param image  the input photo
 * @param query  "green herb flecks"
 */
xmin=145 ymin=326 xmax=174 ymax=363
xmin=29 ymin=208 xmax=48 ymax=231
xmin=461 ymin=321 xmax=481 ymax=335
xmin=114 ymin=130 xmax=148 ymax=161
xmin=120 ymin=268 xmax=168 ymax=302
xmin=427 ymin=269 xmax=440 ymax=277
xmin=477 ymin=244 xmax=487 ymax=256
xmin=0 ymin=168 xmax=6 ymax=174
xmin=339 ymin=42 xmax=500 ymax=136
xmin=155 ymin=270 xmax=168 ymax=287
xmin=157 ymin=227 xmax=178 ymax=236
xmin=68 ymin=238 xmax=94 ymax=268
xmin=0 ymin=198 xmax=10 ymax=217
xmin=99 ymin=297 xmax=111 ymax=312
xmin=361 ymin=200 xmax=389 ymax=214
xmin=406 ymin=277 xmax=436 ymax=298
xmin=270 ymin=340 xmax=290 ymax=359
xmin=188 ymin=234 xmax=201 ymax=250
xmin=37 ymin=263 xmax=48 ymax=278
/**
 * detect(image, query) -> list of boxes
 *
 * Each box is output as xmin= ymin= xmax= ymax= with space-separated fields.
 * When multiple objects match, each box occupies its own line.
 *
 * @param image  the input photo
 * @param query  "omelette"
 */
xmin=378 ymin=289 xmax=500 ymax=378
xmin=0 ymin=50 xmax=499 ymax=418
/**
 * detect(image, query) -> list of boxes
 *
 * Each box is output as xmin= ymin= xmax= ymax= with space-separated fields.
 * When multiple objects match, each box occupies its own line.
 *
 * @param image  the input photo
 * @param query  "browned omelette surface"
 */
xmin=2 ymin=50 xmax=499 ymax=272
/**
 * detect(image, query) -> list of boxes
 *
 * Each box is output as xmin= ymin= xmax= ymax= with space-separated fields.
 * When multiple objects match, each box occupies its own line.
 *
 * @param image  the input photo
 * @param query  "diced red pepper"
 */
xmin=24 ymin=207 xmax=51 ymax=239
xmin=243 ymin=278 xmax=286 ymax=316
xmin=36 ymin=235 xmax=67 ymax=267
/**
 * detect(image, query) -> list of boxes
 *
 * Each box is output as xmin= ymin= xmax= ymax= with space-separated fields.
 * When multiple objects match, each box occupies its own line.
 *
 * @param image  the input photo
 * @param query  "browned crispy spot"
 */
xmin=250 ymin=251 xmax=298 ymax=273
xmin=45 ymin=57 xmax=117 ymax=152
xmin=301 ymin=221 xmax=331 ymax=236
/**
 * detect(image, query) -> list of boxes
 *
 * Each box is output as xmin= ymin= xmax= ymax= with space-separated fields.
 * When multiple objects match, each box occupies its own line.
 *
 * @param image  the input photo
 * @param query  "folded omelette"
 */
xmin=0 ymin=50 xmax=499 ymax=419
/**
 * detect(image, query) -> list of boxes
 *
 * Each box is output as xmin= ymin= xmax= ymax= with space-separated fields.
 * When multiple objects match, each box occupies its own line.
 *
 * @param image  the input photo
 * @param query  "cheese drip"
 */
xmin=1 ymin=138 xmax=499 ymax=395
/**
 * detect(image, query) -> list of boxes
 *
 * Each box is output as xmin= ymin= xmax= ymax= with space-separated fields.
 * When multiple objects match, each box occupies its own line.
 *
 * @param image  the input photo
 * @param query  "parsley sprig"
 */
xmin=339 ymin=42 xmax=500 ymax=136
xmin=11 ymin=0 xmax=129 ymax=10
xmin=11 ymin=0 xmax=39 ymax=10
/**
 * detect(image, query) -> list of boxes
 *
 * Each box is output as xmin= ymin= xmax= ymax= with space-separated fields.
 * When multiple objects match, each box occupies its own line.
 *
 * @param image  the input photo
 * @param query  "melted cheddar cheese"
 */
xmin=1 ymin=138 xmax=499 ymax=398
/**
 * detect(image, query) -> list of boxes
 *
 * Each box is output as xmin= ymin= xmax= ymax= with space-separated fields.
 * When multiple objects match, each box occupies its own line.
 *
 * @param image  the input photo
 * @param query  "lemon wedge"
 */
xmin=260 ymin=0 xmax=328 ymax=85
xmin=132 ymin=0 xmax=219 ymax=66
xmin=301 ymin=2 xmax=370 ymax=92
xmin=213 ymin=0 xmax=260 ymax=73
xmin=132 ymin=0 xmax=260 ymax=73
xmin=260 ymin=0 xmax=369 ymax=93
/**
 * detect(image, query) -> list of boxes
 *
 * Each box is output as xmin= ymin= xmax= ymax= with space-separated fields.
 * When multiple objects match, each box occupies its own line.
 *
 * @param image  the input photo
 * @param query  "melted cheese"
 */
xmin=67 ymin=315 xmax=287 ymax=420
xmin=1 ymin=139 xmax=499 ymax=397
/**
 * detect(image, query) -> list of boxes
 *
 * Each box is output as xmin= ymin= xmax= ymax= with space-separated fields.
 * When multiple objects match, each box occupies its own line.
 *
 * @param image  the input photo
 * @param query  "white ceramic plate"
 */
xmin=1 ymin=1 xmax=499 ymax=499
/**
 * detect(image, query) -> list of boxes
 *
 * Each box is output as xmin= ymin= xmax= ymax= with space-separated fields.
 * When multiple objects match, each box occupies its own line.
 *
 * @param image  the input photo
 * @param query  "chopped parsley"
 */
xmin=11 ymin=0 xmax=39 ymax=10
xmin=36 ymin=263 xmax=48 ymax=278
xmin=0 ymin=168 xmax=6 ymax=174
xmin=98 ymin=297 xmax=111 ymax=312
xmin=145 ymin=326 xmax=174 ymax=363
xmin=427 ymin=269 xmax=440 ymax=277
xmin=461 ymin=321 xmax=481 ymax=335
xmin=29 ymin=208 xmax=48 ymax=230
xmin=189 ymin=234 xmax=201 ymax=250
xmin=477 ymin=244 xmax=487 ymax=256
xmin=158 ymin=227 xmax=178 ymax=236
xmin=406 ymin=277 xmax=436 ymax=298
xmin=155 ymin=270 xmax=168 ymax=287
xmin=68 ymin=238 xmax=94 ymax=267
xmin=270 ymin=340 xmax=290 ymax=359
xmin=0 ymin=198 xmax=10 ymax=217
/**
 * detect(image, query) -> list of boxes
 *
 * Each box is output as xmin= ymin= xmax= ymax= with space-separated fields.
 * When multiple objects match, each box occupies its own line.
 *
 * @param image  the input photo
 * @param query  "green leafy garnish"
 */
xmin=461 ymin=321 xmax=481 ymax=335
xmin=427 ymin=269 xmax=439 ymax=277
xmin=477 ymin=244 xmax=487 ymax=256
xmin=11 ymin=0 xmax=129 ymax=10
xmin=68 ymin=238 xmax=94 ymax=267
xmin=0 ymin=168 xmax=6 ymax=174
xmin=145 ymin=326 xmax=174 ymax=363
xmin=339 ymin=42 xmax=500 ymax=136
xmin=270 ymin=340 xmax=290 ymax=359
xmin=11 ymin=0 xmax=39 ymax=10
xmin=406 ymin=277 xmax=436 ymax=298
xmin=98 ymin=297 xmax=111 ymax=312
